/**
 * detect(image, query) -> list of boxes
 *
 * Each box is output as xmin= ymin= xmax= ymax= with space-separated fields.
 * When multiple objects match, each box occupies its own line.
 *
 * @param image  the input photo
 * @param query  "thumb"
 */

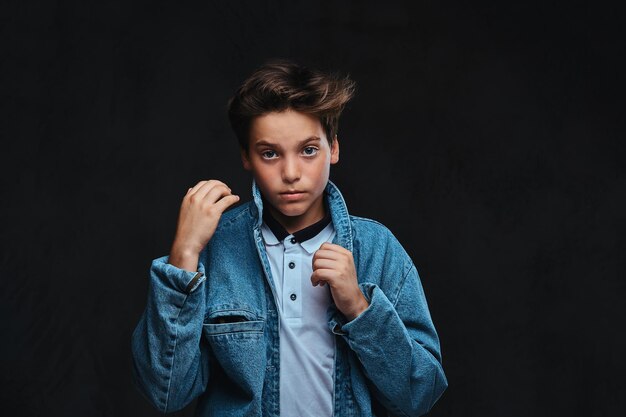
xmin=214 ymin=193 xmax=240 ymax=212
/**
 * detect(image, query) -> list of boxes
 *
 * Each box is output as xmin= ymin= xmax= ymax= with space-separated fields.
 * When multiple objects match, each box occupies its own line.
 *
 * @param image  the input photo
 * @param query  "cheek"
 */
xmin=255 ymin=167 xmax=279 ymax=187
xmin=315 ymin=159 xmax=331 ymax=176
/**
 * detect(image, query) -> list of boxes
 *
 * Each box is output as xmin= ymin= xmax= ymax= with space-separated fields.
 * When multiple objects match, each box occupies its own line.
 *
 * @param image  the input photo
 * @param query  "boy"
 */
xmin=131 ymin=59 xmax=447 ymax=416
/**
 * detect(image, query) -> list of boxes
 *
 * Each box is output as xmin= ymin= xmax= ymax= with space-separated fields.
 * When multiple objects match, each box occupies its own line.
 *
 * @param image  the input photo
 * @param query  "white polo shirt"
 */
xmin=260 ymin=198 xmax=337 ymax=417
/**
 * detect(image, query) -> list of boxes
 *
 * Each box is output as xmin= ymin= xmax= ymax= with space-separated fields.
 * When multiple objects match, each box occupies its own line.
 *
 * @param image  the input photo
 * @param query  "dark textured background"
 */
xmin=1 ymin=1 xmax=624 ymax=416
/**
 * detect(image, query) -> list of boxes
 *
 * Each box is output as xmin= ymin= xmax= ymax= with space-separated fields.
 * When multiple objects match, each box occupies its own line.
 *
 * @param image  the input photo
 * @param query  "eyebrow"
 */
xmin=254 ymin=136 xmax=321 ymax=148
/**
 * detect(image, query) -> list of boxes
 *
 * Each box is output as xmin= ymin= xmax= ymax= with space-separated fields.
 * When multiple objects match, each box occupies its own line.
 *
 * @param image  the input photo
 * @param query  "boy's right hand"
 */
xmin=169 ymin=180 xmax=240 ymax=271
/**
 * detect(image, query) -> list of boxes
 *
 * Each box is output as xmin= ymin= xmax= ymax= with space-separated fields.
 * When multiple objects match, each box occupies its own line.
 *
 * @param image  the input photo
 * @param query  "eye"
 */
xmin=302 ymin=146 xmax=319 ymax=156
xmin=261 ymin=150 xmax=278 ymax=159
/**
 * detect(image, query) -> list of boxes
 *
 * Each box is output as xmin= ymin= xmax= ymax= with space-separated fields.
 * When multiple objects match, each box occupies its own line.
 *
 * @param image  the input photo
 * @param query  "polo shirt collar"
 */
xmin=251 ymin=178 xmax=353 ymax=252
xmin=261 ymin=195 xmax=332 ymax=253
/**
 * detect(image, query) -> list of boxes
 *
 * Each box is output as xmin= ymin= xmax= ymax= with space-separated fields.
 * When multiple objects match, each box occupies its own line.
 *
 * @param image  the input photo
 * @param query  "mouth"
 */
xmin=279 ymin=191 xmax=306 ymax=201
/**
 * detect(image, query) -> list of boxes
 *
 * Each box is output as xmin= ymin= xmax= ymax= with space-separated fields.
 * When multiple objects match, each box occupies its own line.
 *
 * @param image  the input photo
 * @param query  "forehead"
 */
xmin=249 ymin=109 xmax=325 ymax=144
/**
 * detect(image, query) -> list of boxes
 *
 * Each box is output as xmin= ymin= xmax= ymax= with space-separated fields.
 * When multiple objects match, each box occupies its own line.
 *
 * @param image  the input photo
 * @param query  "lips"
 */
xmin=279 ymin=190 xmax=306 ymax=201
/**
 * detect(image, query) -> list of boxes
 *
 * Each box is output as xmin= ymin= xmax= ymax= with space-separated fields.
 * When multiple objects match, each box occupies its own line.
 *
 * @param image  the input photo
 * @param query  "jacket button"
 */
xmin=290 ymin=293 xmax=297 ymax=301
xmin=288 ymin=261 xmax=295 ymax=269
xmin=290 ymin=237 xmax=297 ymax=244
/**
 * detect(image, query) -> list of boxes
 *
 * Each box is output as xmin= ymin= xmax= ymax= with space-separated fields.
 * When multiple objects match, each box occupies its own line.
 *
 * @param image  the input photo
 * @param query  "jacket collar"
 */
xmin=250 ymin=178 xmax=353 ymax=252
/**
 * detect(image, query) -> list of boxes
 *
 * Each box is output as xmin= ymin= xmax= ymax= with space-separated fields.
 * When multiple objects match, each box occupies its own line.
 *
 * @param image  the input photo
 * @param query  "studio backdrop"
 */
xmin=1 ymin=1 xmax=624 ymax=416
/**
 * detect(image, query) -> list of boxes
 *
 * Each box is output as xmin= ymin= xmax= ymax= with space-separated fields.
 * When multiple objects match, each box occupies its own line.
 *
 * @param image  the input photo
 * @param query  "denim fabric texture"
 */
xmin=131 ymin=179 xmax=448 ymax=416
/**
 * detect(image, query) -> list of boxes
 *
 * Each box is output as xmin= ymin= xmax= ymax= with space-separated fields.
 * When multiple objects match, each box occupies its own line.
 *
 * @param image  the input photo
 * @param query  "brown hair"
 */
xmin=227 ymin=59 xmax=356 ymax=152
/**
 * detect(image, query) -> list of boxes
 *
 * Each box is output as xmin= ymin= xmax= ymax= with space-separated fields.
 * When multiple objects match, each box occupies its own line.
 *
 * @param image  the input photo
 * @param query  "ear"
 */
xmin=240 ymin=148 xmax=252 ymax=171
xmin=330 ymin=135 xmax=340 ymax=164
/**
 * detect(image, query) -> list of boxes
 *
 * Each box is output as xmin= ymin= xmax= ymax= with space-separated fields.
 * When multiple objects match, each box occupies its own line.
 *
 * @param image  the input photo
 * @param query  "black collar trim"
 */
xmin=262 ymin=192 xmax=332 ymax=243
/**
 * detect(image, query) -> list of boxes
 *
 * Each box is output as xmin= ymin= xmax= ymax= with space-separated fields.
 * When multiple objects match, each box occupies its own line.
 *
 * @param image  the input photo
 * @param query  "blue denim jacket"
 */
xmin=131 ymin=179 xmax=447 ymax=416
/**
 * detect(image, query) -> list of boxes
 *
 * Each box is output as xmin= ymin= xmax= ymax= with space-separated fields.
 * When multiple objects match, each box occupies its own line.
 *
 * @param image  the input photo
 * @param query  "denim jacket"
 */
xmin=131 ymin=179 xmax=447 ymax=416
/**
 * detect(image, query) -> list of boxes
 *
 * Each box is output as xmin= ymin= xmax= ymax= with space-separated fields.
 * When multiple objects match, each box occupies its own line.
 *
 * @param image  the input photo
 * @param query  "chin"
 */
xmin=273 ymin=202 xmax=308 ymax=218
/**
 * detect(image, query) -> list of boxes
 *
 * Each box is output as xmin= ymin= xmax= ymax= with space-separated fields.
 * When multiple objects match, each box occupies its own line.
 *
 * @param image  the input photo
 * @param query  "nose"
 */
xmin=281 ymin=155 xmax=301 ymax=183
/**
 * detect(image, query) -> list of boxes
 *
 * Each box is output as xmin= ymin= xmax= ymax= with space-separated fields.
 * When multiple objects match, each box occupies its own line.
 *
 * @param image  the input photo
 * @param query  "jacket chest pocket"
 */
xmin=203 ymin=319 xmax=264 ymax=337
xmin=202 ymin=306 xmax=267 ymax=394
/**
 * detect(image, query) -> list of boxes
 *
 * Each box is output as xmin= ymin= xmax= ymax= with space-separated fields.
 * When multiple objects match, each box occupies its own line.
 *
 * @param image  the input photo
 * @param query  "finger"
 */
xmin=311 ymin=271 xmax=335 ymax=287
xmin=313 ymin=248 xmax=345 ymax=261
xmin=213 ymin=194 xmax=240 ymax=213
xmin=189 ymin=179 xmax=230 ymax=200
xmin=311 ymin=269 xmax=338 ymax=286
xmin=190 ymin=182 xmax=229 ymax=204
xmin=319 ymin=242 xmax=352 ymax=255
xmin=188 ymin=180 xmax=209 ymax=195
xmin=312 ymin=279 xmax=328 ymax=287
xmin=312 ymin=258 xmax=337 ymax=271
xmin=203 ymin=183 xmax=234 ymax=205
xmin=311 ymin=273 xmax=329 ymax=287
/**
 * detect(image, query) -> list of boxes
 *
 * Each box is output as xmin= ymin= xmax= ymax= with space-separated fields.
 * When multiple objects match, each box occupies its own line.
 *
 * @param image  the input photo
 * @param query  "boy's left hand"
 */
xmin=311 ymin=242 xmax=369 ymax=321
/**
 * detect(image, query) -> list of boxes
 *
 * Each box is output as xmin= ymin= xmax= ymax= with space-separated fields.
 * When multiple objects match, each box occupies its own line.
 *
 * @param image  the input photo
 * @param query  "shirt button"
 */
xmin=290 ymin=237 xmax=297 ymax=244
xmin=290 ymin=293 xmax=297 ymax=301
xmin=288 ymin=261 xmax=295 ymax=269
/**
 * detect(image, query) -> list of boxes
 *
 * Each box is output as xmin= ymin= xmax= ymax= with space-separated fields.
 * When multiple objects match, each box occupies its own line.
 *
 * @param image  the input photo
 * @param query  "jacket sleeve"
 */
xmin=335 ymin=259 xmax=448 ymax=416
xmin=130 ymin=255 xmax=210 ymax=413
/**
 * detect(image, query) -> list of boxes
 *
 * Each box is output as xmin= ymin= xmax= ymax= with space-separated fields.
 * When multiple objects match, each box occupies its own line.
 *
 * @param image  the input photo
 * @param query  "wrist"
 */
xmin=169 ymin=242 xmax=201 ymax=272
xmin=171 ymin=237 xmax=203 ymax=256
xmin=345 ymin=294 xmax=370 ymax=321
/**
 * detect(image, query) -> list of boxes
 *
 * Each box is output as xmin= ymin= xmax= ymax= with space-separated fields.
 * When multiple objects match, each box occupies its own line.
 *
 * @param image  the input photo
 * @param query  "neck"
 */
xmin=266 ymin=194 xmax=325 ymax=234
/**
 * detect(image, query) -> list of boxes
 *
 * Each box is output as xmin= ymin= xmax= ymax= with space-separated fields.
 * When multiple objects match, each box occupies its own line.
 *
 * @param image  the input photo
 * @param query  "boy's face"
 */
xmin=241 ymin=109 xmax=339 ymax=232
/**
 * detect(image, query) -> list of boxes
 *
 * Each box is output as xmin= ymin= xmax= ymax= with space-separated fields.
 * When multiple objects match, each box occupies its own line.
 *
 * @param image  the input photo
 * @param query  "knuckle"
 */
xmin=213 ymin=179 xmax=229 ymax=188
